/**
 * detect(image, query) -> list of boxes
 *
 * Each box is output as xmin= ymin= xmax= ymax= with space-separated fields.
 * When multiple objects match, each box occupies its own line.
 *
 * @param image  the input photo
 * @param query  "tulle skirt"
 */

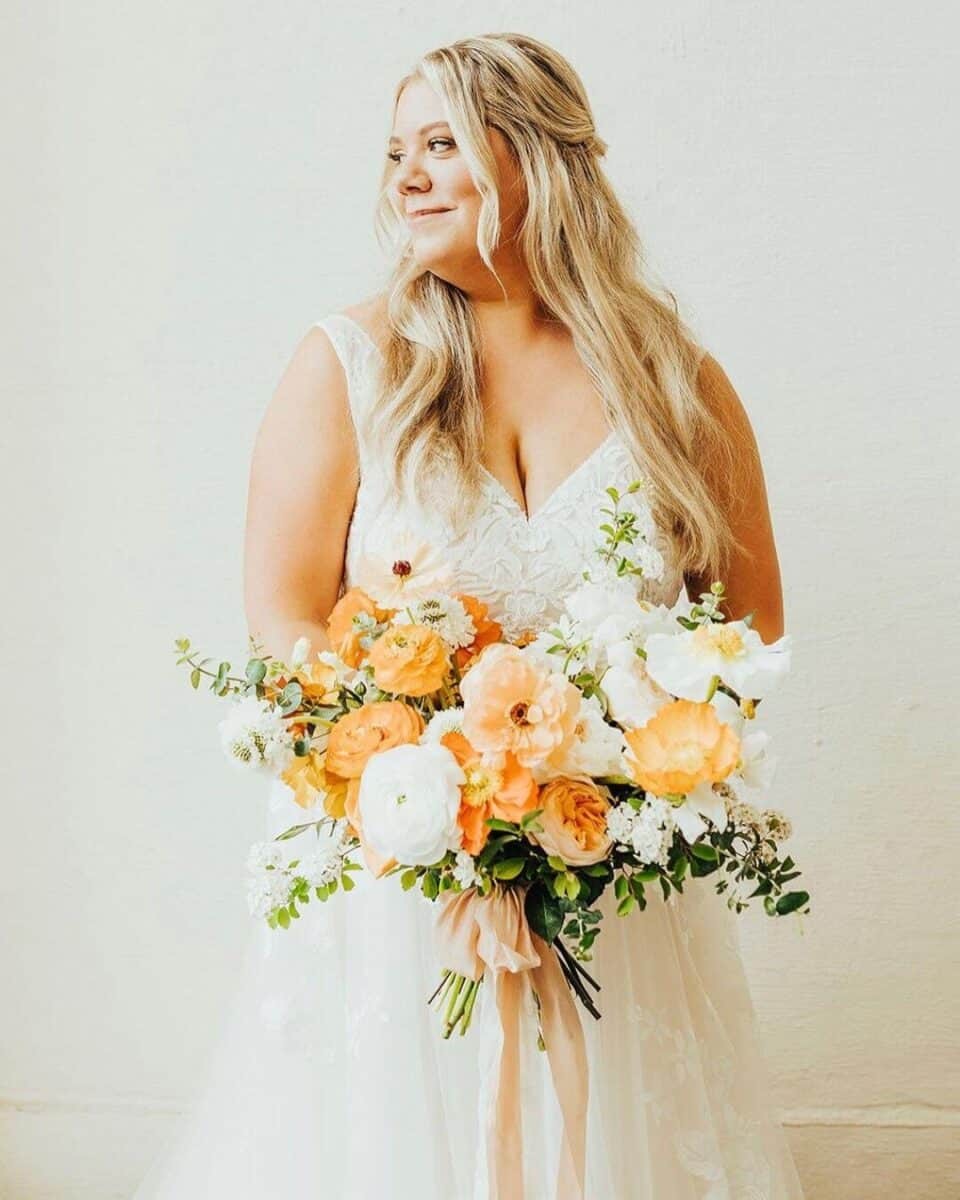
xmin=133 ymin=779 xmax=805 ymax=1199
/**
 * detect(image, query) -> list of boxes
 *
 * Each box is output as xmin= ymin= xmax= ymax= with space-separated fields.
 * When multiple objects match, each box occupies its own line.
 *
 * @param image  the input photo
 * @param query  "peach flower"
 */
xmin=326 ymin=587 xmax=394 ymax=668
xmin=344 ymin=776 xmax=397 ymax=878
xmin=460 ymin=643 xmax=581 ymax=769
xmin=623 ymin=698 xmax=741 ymax=796
xmin=452 ymin=594 xmax=503 ymax=670
xmin=325 ymin=700 xmax=424 ymax=778
xmin=367 ymin=623 xmax=451 ymax=697
xmin=529 ymin=775 xmax=613 ymax=866
xmin=440 ymin=730 xmax=539 ymax=854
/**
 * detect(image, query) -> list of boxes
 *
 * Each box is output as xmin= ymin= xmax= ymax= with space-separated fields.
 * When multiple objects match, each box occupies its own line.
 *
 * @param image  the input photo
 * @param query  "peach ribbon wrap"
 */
xmin=434 ymin=885 xmax=589 ymax=1199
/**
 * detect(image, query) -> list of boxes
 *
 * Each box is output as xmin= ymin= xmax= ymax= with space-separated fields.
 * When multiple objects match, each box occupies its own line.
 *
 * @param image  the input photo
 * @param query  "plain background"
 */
xmin=3 ymin=3 xmax=958 ymax=1197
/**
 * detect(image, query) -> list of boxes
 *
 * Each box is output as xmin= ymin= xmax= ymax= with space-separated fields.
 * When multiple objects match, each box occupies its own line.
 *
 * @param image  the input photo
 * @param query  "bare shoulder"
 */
xmin=340 ymin=292 xmax=390 ymax=352
xmin=695 ymin=352 xmax=755 ymax=444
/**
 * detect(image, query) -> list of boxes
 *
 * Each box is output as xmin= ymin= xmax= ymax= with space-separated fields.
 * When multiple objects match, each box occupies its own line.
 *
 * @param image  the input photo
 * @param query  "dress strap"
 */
xmin=313 ymin=313 xmax=379 ymax=428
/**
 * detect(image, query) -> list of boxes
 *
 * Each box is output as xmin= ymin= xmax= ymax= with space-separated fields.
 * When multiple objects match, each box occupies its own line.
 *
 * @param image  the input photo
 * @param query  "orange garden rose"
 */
xmin=440 ymin=730 xmax=539 ymax=854
xmin=366 ymin=624 xmax=451 ymax=697
xmin=344 ymin=776 xmax=397 ymax=878
xmin=530 ymin=775 xmax=613 ymax=866
xmin=623 ymin=699 xmax=741 ymax=796
xmin=460 ymin=643 xmax=580 ymax=769
xmin=325 ymin=700 xmax=424 ymax=778
xmin=326 ymin=587 xmax=394 ymax=668
xmin=453 ymin=594 xmax=503 ymax=670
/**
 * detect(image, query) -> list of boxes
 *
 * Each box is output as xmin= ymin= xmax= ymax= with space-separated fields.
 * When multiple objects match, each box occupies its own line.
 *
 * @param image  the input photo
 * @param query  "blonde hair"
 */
xmin=365 ymin=31 xmax=747 ymax=581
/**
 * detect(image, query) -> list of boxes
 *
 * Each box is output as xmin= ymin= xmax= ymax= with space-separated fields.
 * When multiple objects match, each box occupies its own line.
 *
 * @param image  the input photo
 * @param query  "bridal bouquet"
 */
xmin=175 ymin=480 xmax=808 ymax=1041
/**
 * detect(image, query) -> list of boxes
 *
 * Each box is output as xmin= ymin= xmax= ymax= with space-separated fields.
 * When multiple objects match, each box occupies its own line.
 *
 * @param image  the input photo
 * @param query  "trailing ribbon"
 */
xmin=434 ymin=885 xmax=589 ymax=1199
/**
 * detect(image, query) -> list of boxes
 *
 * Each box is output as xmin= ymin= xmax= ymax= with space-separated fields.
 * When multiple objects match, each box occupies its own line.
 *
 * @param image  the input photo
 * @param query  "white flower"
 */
xmin=736 ymin=728 xmax=778 ymax=791
xmin=353 ymin=529 xmax=454 ymax=606
xmin=246 ymin=840 xmax=287 ymax=871
xmin=532 ymin=694 xmax=626 ymax=783
xmin=522 ymin=614 xmax=599 ymax=679
xmin=219 ymin=695 xmax=294 ymax=774
xmin=289 ymin=637 xmax=311 ymax=669
xmin=606 ymin=796 xmax=675 ymax=867
xmin=358 ymin=742 xmax=466 ymax=866
xmin=245 ymin=869 xmax=293 ymax=919
xmin=602 ymin=652 xmax=674 ymax=730
xmin=644 ymin=621 xmax=792 ymax=702
xmin=670 ymin=781 xmax=730 ymax=844
xmin=420 ymin=706 xmax=467 ymax=743
xmin=564 ymin=577 xmax=643 ymax=635
xmin=316 ymin=649 xmax=359 ymax=688
xmin=392 ymin=592 xmax=476 ymax=648
xmin=452 ymin=849 xmax=479 ymax=890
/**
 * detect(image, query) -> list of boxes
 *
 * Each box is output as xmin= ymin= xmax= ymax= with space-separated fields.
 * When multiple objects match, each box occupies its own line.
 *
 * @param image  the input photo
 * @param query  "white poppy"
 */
xmin=644 ymin=620 xmax=792 ymax=702
xmin=353 ymin=528 xmax=454 ymax=607
xmin=668 ymin=780 xmax=730 ymax=844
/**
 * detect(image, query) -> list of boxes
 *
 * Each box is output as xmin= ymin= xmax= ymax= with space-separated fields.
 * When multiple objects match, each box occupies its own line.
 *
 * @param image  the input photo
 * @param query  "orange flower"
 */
xmin=344 ymin=776 xmax=397 ymax=877
xmin=366 ymin=623 xmax=451 ymax=697
xmin=325 ymin=700 xmax=424 ymax=778
xmin=440 ymin=731 xmax=539 ymax=854
xmin=460 ymin=643 xmax=580 ymax=769
xmin=297 ymin=659 xmax=340 ymax=705
xmin=530 ymin=775 xmax=613 ymax=866
xmin=326 ymin=587 xmax=393 ymax=668
xmin=623 ymin=699 xmax=740 ymax=796
xmin=453 ymin=594 xmax=503 ymax=670
xmin=280 ymin=747 xmax=352 ymax=816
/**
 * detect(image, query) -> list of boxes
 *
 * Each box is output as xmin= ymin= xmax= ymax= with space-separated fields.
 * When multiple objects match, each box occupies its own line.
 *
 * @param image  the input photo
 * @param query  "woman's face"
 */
xmin=388 ymin=77 xmax=526 ymax=292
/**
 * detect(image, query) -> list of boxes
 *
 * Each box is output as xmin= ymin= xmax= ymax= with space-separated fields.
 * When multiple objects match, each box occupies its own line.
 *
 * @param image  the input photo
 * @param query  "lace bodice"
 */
xmin=314 ymin=313 xmax=685 ymax=641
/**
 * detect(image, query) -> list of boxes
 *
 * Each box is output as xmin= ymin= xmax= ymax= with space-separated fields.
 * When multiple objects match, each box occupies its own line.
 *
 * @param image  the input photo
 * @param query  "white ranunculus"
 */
xmin=644 ymin=621 xmax=792 ymax=702
xmin=358 ymin=742 xmax=466 ymax=866
xmin=532 ymin=694 xmax=627 ymax=783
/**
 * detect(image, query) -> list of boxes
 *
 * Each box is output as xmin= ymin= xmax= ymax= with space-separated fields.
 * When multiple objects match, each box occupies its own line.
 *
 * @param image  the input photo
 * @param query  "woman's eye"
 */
xmin=387 ymin=138 xmax=455 ymax=163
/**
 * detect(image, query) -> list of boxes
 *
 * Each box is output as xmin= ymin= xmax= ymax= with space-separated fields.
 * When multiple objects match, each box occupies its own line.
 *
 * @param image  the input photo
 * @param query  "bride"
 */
xmin=135 ymin=31 xmax=805 ymax=1200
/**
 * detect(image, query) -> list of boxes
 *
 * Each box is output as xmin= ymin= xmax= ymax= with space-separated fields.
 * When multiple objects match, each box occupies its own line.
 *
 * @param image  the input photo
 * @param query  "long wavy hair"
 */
xmin=364 ymin=31 xmax=747 ymax=582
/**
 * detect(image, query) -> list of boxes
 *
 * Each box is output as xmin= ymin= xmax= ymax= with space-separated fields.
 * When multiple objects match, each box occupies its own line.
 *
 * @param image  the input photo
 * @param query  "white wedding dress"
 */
xmin=133 ymin=312 xmax=806 ymax=1199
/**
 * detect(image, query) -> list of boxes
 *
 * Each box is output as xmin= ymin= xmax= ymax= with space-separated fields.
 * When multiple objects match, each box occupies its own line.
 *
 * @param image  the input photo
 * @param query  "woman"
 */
xmin=135 ymin=32 xmax=805 ymax=1199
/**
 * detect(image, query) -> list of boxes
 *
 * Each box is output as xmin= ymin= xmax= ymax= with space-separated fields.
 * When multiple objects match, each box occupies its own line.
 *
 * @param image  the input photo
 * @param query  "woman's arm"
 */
xmin=243 ymin=325 xmax=359 ymax=663
xmin=683 ymin=354 xmax=785 ymax=643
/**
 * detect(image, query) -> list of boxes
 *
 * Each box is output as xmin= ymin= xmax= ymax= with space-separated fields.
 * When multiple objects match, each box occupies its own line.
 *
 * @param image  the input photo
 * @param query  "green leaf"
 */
xmin=246 ymin=659 xmax=267 ymax=685
xmin=547 ymin=855 xmax=567 ymax=872
xmin=690 ymin=841 xmax=719 ymax=862
xmin=775 ymin=890 xmax=809 ymax=916
xmin=492 ymin=858 xmax=526 ymax=881
xmin=617 ymin=894 xmax=636 ymax=916
xmin=189 ymin=667 xmax=201 ymax=689
xmin=422 ymin=872 xmax=439 ymax=900
xmin=614 ymin=875 xmax=629 ymax=900
xmin=525 ymin=883 xmax=564 ymax=943
xmin=484 ymin=818 xmax=519 ymax=833
xmin=581 ymin=863 xmax=611 ymax=878
xmin=277 ymin=907 xmax=290 ymax=929
xmin=400 ymin=868 xmax=419 ymax=891
xmin=341 ymin=872 xmax=356 ymax=892
xmin=520 ymin=808 xmax=545 ymax=830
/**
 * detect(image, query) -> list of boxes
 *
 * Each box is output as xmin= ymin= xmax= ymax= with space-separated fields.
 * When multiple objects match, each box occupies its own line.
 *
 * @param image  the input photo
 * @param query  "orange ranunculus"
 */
xmin=453 ymin=594 xmax=503 ymax=670
xmin=460 ymin=643 xmax=580 ymax=769
xmin=325 ymin=700 xmax=424 ymax=778
xmin=344 ymin=776 xmax=397 ymax=877
xmin=530 ymin=775 xmax=613 ymax=866
xmin=326 ymin=587 xmax=394 ymax=668
xmin=440 ymin=731 xmax=539 ymax=854
xmin=366 ymin=623 xmax=451 ymax=697
xmin=623 ymin=698 xmax=741 ymax=796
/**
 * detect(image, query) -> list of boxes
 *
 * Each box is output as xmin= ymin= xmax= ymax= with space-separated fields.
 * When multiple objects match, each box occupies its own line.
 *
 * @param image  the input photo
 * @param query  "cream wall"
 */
xmin=2 ymin=3 xmax=957 ymax=1197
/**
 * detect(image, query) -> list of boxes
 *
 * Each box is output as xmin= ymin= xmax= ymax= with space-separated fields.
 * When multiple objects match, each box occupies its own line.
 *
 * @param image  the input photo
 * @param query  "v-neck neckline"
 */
xmin=333 ymin=312 xmax=619 ymax=526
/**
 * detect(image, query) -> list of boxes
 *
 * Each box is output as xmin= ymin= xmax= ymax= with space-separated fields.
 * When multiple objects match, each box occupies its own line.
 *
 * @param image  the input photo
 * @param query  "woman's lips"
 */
xmin=407 ymin=208 xmax=452 ymax=222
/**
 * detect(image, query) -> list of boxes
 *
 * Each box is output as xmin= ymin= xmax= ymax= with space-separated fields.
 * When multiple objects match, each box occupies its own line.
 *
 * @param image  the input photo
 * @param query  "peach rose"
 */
xmin=366 ymin=623 xmax=451 ymax=697
xmin=623 ymin=698 xmax=740 ymax=796
xmin=529 ymin=775 xmax=613 ymax=867
xmin=326 ymin=587 xmax=394 ymax=668
xmin=460 ymin=642 xmax=580 ymax=769
xmin=440 ymin=730 xmax=539 ymax=855
xmin=325 ymin=700 xmax=424 ymax=778
xmin=344 ymin=776 xmax=397 ymax=878
xmin=453 ymin=594 xmax=503 ymax=670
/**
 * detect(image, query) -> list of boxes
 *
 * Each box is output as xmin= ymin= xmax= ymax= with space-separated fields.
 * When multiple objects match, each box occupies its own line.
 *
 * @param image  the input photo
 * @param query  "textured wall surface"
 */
xmin=2 ymin=2 xmax=958 ymax=1197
